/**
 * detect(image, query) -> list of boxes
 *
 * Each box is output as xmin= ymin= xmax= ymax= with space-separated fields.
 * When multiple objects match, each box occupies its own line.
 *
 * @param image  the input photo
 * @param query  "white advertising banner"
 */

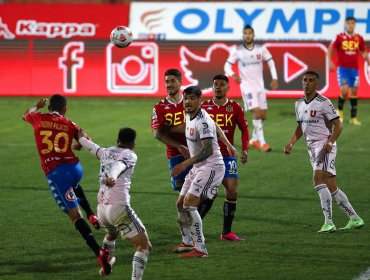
xmin=130 ymin=2 xmax=370 ymax=41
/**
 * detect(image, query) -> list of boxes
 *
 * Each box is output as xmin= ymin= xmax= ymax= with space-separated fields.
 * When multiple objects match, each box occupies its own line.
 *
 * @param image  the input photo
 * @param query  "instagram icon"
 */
xmin=106 ymin=42 xmax=158 ymax=94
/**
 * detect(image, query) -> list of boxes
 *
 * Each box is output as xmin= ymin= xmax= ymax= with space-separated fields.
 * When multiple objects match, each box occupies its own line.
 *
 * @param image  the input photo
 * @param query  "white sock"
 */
xmin=315 ymin=184 xmax=333 ymax=224
xmin=332 ymin=188 xmax=360 ymax=220
xmin=184 ymin=206 xmax=207 ymax=253
xmin=177 ymin=208 xmax=193 ymax=245
xmin=251 ymin=120 xmax=258 ymax=141
xmin=253 ymin=119 xmax=265 ymax=145
xmin=102 ymin=237 xmax=115 ymax=254
xmin=132 ymin=251 xmax=148 ymax=280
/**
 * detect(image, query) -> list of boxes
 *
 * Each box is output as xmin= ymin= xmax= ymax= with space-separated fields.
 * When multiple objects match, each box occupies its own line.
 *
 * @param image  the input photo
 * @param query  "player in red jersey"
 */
xmin=151 ymin=69 xmax=191 ymax=191
xmin=200 ymin=74 xmax=249 ymax=241
xmin=23 ymin=95 xmax=111 ymax=275
xmin=328 ymin=16 xmax=370 ymax=125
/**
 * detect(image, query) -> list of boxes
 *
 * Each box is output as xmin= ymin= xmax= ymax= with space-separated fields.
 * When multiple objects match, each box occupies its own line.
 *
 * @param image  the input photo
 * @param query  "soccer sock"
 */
xmin=314 ymin=184 xmax=333 ymax=224
xmin=251 ymin=120 xmax=258 ymax=141
xmin=349 ymin=98 xmax=358 ymax=118
xmin=74 ymin=217 xmax=100 ymax=257
xmin=177 ymin=208 xmax=193 ymax=245
xmin=223 ymin=199 xmax=237 ymax=234
xmin=102 ymin=237 xmax=116 ymax=255
xmin=331 ymin=188 xmax=360 ymax=220
xmin=197 ymin=198 xmax=215 ymax=219
xmin=253 ymin=119 xmax=266 ymax=145
xmin=338 ymin=96 xmax=345 ymax=111
xmin=132 ymin=251 xmax=148 ymax=280
xmin=184 ymin=206 xmax=207 ymax=253
xmin=74 ymin=184 xmax=94 ymax=217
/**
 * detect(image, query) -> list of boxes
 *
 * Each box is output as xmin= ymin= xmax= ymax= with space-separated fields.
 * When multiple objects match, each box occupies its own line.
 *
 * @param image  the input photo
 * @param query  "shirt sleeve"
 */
xmin=359 ymin=35 xmax=366 ymax=52
xmin=79 ymin=137 xmax=104 ymax=159
xmin=24 ymin=112 xmax=41 ymax=125
xmin=151 ymin=104 xmax=164 ymax=130
xmin=322 ymin=99 xmax=339 ymax=121
xmin=107 ymin=160 xmax=128 ymax=180
xmin=262 ymin=45 xmax=273 ymax=62
xmin=197 ymin=113 xmax=215 ymax=140
xmin=235 ymin=103 xmax=249 ymax=151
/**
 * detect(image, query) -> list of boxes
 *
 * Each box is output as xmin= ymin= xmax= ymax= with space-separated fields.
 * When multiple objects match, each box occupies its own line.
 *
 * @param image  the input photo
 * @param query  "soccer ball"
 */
xmin=110 ymin=26 xmax=133 ymax=48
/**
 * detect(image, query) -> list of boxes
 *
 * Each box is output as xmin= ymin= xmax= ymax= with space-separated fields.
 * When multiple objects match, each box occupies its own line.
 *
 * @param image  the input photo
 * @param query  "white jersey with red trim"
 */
xmin=185 ymin=108 xmax=223 ymax=168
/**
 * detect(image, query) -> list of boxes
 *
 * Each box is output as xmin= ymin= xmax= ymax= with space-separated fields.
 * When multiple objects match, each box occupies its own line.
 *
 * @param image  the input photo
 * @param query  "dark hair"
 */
xmin=213 ymin=74 xmax=229 ymax=83
xmin=345 ymin=16 xmax=356 ymax=22
xmin=165 ymin=69 xmax=182 ymax=82
xmin=304 ymin=70 xmax=320 ymax=80
xmin=118 ymin=127 xmax=136 ymax=146
xmin=183 ymin=86 xmax=202 ymax=98
xmin=243 ymin=24 xmax=254 ymax=33
xmin=49 ymin=94 xmax=67 ymax=113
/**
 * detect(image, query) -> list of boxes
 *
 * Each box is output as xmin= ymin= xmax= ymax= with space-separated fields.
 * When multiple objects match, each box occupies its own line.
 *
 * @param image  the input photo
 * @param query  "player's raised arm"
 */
xmin=78 ymin=130 xmax=103 ymax=159
xmin=22 ymin=98 xmax=48 ymax=120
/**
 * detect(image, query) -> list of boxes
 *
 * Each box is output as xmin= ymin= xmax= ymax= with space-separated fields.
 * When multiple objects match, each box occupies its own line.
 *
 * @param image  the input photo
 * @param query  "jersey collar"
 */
xmin=166 ymin=95 xmax=183 ymax=106
xmin=212 ymin=98 xmax=229 ymax=107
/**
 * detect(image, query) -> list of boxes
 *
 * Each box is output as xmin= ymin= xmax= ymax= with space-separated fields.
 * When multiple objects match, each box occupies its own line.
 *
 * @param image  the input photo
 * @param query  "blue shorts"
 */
xmin=337 ymin=67 xmax=359 ymax=88
xmin=46 ymin=162 xmax=83 ymax=213
xmin=169 ymin=155 xmax=192 ymax=191
xmin=223 ymin=156 xmax=239 ymax=178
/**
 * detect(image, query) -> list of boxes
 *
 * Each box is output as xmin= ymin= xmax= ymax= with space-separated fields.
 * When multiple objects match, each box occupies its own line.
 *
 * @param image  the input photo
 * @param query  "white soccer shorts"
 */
xmin=308 ymin=141 xmax=337 ymax=176
xmin=241 ymin=85 xmax=268 ymax=111
xmin=180 ymin=164 xmax=225 ymax=199
xmin=97 ymin=204 xmax=146 ymax=239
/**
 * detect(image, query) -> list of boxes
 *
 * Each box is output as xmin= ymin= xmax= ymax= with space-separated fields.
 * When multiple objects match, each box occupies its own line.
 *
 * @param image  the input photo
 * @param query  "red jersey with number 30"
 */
xmin=330 ymin=32 xmax=366 ymax=69
xmin=151 ymin=97 xmax=187 ymax=159
xmin=202 ymin=99 xmax=249 ymax=156
xmin=25 ymin=112 xmax=79 ymax=175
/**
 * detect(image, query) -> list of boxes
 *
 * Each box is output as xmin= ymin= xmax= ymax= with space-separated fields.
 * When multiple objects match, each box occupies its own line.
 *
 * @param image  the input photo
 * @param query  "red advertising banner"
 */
xmin=1 ymin=38 xmax=370 ymax=98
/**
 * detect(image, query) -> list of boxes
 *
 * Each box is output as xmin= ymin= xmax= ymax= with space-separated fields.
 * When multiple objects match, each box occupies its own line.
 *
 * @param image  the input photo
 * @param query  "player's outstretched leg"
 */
xmin=99 ymin=235 xmax=117 ymax=276
xmin=129 ymin=232 xmax=152 ymax=280
xmin=73 ymin=184 xmax=100 ymax=229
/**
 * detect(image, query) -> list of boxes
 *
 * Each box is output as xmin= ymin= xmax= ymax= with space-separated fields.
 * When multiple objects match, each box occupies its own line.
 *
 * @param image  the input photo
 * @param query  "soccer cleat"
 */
xmin=340 ymin=218 xmax=364 ymax=230
xmin=220 ymin=232 xmax=245 ymax=242
xmin=89 ymin=215 xmax=101 ymax=230
xmin=349 ymin=117 xmax=362 ymax=125
xmin=169 ymin=242 xmax=194 ymax=253
xmin=249 ymin=139 xmax=261 ymax=150
xmin=99 ymin=254 xmax=116 ymax=276
xmin=317 ymin=223 xmax=336 ymax=233
xmin=97 ymin=248 xmax=112 ymax=276
xmin=260 ymin=143 xmax=272 ymax=152
xmin=180 ymin=249 xmax=208 ymax=258
xmin=338 ymin=110 xmax=344 ymax=123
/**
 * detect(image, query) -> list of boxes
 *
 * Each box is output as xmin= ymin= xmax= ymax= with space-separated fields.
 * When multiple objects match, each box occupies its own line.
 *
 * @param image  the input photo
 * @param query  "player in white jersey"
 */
xmin=224 ymin=24 xmax=278 ymax=152
xmin=78 ymin=127 xmax=152 ymax=279
xmin=169 ymin=86 xmax=236 ymax=258
xmin=284 ymin=70 xmax=364 ymax=233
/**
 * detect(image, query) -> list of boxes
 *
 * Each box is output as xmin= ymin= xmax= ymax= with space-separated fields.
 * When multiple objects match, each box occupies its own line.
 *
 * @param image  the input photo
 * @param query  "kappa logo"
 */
xmin=0 ymin=17 xmax=15 ymax=39
xmin=180 ymin=43 xmax=231 ymax=92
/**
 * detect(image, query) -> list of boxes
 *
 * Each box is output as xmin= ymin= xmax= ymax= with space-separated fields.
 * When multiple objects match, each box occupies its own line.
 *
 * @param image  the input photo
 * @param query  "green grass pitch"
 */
xmin=0 ymin=97 xmax=369 ymax=280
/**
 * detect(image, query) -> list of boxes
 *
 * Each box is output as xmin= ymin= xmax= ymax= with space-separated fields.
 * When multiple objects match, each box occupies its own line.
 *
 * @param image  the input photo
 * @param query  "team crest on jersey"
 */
xmin=310 ymin=110 xmax=317 ymax=117
xmin=256 ymin=54 xmax=261 ymax=60
xmin=354 ymin=35 xmax=359 ymax=41
xmin=65 ymin=188 xmax=77 ymax=201
xmin=190 ymin=128 xmax=194 ymax=136
xmin=226 ymin=105 xmax=233 ymax=112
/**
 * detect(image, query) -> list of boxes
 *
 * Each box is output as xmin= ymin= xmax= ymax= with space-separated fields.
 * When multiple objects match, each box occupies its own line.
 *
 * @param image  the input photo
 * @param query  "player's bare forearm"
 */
xmin=179 ymin=138 xmax=213 ymax=169
xmin=153 ymin=128 xmax=180 ymax=148
xmin=284 ymin=125 xmax=303 ymax=154
xmin=328 ymin=118 xmax=343 ymax=143
xmin=22 ymin=98 xmax=47 ymax=120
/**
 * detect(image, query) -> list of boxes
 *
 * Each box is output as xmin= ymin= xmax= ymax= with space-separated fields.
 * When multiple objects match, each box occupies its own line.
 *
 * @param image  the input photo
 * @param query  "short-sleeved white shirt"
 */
xmin=295 ymin=93 xmax=339 ymax=145
xmin=79 ymin=137 xmax=137 ymax=206
xmin=185 ymin=108 xmax=224 ymax=168
xmin=226 ymin=44 xmax=273 ymax=90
